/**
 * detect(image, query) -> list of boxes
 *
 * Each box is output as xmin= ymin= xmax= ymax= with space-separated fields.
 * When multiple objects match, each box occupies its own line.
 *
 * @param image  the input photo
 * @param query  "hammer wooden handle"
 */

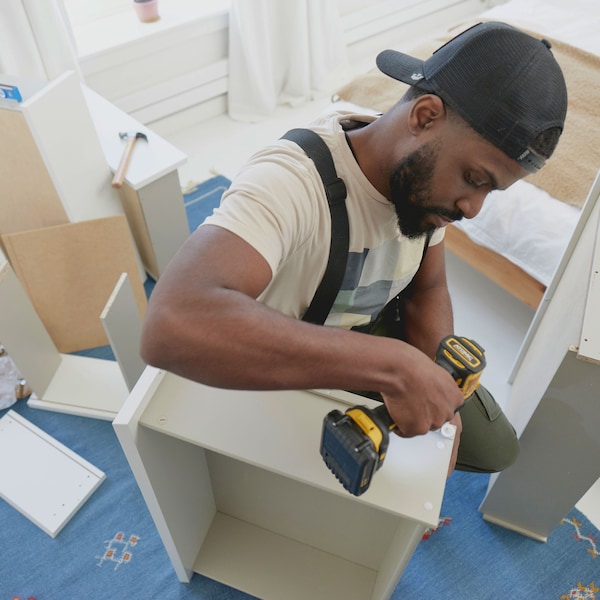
xmin=112 ymin=137 xmax=137 ymax=188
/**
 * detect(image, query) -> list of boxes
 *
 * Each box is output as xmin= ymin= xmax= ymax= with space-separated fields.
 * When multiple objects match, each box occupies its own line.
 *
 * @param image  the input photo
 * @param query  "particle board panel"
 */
xmin=205 ymin=451 xmax=397 ymax=569
xmin=0 ymin=410 xmax=105 ymax=537
xmin=1 ymin=215 xmax=147 ymax=353
xmin=140 ymin=375 xmax=450 ymax=525
xmin=0 ymin=107 xmax=68 ymax=247
xmin=83 ymin=86 xmax=187 ymax=190
xmin=132 ymin=172 xmax=189 ymax=278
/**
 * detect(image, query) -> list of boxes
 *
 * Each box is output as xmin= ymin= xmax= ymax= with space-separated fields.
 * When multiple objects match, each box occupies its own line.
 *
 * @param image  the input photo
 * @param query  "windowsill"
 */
xmin=71 ymin=0 xmax=229 ymax=58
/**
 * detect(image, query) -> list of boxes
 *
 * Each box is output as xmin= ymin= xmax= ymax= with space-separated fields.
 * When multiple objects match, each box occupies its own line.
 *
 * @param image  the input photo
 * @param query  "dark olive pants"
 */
xmin=454 ymin=384 xmax=519 ymax=473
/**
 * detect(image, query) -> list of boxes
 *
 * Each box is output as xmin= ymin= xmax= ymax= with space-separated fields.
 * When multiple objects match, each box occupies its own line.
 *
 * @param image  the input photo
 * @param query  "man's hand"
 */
xmin=381 ymin=348 xmax=465 ymax=438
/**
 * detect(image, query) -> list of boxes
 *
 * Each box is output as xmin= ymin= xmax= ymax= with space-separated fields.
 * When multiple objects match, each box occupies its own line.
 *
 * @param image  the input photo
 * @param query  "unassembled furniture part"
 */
xmin=0 ymin=71 xmax=121 ymax=247
xmin=480 ymin=171 xmax=600 ymax=541
xmin=2 ymin=216 xmax=146 ymax=354
xmin=84 ymin=87 xmax=189 ymax=280
xmin=0 ymin=251 xmax=142 ymax=419
xmin=113 ymin=371 xmax=453 ymax=600
xmin=0 ymin=71 xmax=189 ymax=282
xmin=0 ymin=410 xmax=105 ymax=537
xmin=481 ymin=349 xmax=600 ymax=541
xmin=100 ymin=273 xmax=146 ymax=391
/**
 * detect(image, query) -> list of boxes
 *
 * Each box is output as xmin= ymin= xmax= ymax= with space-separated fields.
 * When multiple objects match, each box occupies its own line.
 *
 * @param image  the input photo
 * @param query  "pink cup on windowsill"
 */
xmin=133 ymin=0 xmax=160 ymax=23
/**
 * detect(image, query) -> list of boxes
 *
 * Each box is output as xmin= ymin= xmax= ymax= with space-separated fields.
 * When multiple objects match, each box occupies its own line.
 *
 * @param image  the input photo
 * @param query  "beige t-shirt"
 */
xmin=203 ymin=110 xmax=444 ymax=329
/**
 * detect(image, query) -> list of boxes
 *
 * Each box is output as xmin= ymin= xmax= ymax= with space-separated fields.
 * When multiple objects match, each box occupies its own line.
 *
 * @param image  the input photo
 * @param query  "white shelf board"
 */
xmin=0 ymin=410 xmax=105 ymax=537
xmin=28 ymin=353 xmax=129 ymax=421
xmin=194 ymin=512 xmax=377 ymax=600
xmin=140 ymin=374 xmax=451 ymax=525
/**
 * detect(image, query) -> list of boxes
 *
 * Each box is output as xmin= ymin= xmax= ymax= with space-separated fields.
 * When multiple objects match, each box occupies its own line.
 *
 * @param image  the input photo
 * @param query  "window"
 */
xmin=61 ymin=0 xmax=229 ymax=58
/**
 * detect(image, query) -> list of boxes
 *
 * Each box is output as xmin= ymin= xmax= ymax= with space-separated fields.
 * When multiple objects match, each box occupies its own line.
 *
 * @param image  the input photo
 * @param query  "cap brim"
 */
xmin=376 ymin=49 xmax=428 ymax=87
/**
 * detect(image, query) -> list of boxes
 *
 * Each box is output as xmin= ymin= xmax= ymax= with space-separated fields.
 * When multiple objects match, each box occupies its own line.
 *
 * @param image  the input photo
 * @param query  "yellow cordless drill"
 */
xmin=319 ymin=335 xmax=486 ymax=496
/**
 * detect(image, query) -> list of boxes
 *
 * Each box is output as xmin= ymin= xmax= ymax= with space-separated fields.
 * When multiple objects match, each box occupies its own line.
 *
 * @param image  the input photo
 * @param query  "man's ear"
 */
xmin=407 ymin=94 xmax=446 ymax=136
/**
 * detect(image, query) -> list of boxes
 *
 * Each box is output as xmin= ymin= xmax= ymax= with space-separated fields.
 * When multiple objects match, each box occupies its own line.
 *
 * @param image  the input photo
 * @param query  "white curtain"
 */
xmin=0 ymin=0 xmax=80 ymax=81
xmin=228 ymin=0 xmax=347 ymax=122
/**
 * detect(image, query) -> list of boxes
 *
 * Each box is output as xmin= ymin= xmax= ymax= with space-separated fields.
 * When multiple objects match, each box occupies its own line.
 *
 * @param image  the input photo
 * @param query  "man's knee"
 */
xmin=456 ymin=385 xmax=520 ymax=473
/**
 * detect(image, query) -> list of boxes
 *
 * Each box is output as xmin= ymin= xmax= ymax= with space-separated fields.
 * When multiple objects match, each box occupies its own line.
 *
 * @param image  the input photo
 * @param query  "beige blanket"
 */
xmin=334 ymin=25 xmax=600 ymax=208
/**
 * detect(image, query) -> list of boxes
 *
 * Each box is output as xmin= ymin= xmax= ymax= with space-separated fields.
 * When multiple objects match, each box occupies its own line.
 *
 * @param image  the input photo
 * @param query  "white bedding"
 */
xmin=456 ymin=181 xmax=580 ymax=286
xmin=482 ymin=0 xmax=600 ymax=56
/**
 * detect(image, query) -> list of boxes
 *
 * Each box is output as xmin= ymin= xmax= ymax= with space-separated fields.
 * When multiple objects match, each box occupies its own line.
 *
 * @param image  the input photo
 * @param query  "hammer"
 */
xmin=111 ymin=131 xmax=148 ymax=188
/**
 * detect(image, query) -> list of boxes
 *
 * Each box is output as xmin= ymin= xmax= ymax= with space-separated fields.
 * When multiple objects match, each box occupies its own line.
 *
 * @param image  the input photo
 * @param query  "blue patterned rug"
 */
xmin=1 ymin=176 xmax=598 ymax=599
xmin=182 ymin=174 xmax=231 ymax=234
xmin=2 ymin=400 xmax=598 ymax=600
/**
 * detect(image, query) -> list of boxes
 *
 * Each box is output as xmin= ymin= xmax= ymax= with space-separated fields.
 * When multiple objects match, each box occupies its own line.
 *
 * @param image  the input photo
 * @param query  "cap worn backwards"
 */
xmin=376 ymin=22 xmax=568 ymax=172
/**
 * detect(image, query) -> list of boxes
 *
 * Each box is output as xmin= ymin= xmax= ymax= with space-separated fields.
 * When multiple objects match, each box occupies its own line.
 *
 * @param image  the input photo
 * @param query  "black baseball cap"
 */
xmin=376 ymin=22 xmax=568 ymax=172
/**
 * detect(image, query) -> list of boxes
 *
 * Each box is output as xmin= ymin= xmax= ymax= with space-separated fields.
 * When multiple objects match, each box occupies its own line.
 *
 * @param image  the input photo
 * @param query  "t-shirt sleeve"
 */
xmin=430 ymin=226 xmax=446 ymax=246
xmin=201 ymin=144 xmax=326 ymax=275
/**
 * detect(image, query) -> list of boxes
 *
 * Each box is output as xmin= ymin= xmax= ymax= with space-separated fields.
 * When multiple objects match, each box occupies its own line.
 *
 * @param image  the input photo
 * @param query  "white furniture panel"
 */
xmin=481 ymin=172 xmax=600 ymax=540
xmin=114 ymin=367 xmax=453 ymax=600
xmin=85 ymin=87 xmax=190 ymax=279
xmin=0 ymin=252 xmax=130 ymax=420
xmin=0 ymin=410 xmax=105 ymax=537
xmin=481 ymin=349 xmax=600 ymax=541
xmin=0 ymin=71 xmax=122 ymax=226
xmin=100 ymin=272 xmax=146 ymax=391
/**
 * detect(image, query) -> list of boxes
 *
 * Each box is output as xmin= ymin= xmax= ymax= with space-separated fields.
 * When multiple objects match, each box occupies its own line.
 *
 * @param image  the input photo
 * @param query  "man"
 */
xmin=141 ymin=22 xmax=567 ymax=474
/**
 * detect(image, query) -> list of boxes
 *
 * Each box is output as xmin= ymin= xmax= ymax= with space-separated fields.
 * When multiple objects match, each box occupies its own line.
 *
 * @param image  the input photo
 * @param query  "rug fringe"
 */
xmin=181 ymin=168 xmax=223 ymax=195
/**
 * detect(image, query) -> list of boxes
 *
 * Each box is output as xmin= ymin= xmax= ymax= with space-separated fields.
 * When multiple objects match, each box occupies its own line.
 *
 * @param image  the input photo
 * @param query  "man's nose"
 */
xmin=456 ymin=190 xmax=488 ymax=219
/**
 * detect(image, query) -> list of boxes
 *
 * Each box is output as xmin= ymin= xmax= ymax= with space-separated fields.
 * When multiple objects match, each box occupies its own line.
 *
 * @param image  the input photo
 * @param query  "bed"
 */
xmin=330 ymin=0 xmax=600 ymax=310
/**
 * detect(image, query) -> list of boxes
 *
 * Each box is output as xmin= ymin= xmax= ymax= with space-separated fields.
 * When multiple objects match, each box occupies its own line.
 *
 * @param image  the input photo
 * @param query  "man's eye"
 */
xmin=465 ymin=172 xmax=486 ymax=188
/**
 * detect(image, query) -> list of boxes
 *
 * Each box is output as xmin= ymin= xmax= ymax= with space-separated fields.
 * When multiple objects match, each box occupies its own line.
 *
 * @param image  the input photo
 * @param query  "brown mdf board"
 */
xmin=0 ymin=108 xmax=69 ymax=247
xmin=2 ymin=215 xmax=147 ymax=353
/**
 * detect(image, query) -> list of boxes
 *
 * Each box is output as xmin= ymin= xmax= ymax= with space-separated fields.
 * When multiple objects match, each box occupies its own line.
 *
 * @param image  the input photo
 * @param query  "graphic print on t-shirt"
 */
xmin=325 ymin=237 xmax=426 ymax=329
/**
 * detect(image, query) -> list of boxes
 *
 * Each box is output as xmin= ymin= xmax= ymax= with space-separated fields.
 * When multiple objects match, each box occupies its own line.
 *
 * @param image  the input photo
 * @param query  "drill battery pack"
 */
xmin=320 ymin=409 xmax=380 ymax=496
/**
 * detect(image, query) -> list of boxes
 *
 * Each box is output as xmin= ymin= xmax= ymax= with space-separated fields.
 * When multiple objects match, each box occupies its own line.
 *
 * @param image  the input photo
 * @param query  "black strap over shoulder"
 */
xmin=281 ymin=128 xmax=349 ymax=325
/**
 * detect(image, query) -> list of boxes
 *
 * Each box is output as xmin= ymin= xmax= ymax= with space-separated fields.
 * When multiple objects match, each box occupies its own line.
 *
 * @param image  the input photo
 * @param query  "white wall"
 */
xmin=78 ymin=0 xmax=502 ymax=132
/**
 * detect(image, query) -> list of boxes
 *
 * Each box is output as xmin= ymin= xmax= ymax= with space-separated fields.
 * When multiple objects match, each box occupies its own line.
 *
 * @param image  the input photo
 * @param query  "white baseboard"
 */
xmin=118 ymin=59 xmax=228 ymax=124
xmin=148 ymin=95 xmax=228 ymax=141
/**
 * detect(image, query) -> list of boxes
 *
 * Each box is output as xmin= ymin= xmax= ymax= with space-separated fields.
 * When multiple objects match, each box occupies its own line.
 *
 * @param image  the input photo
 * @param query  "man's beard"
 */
xmin=389 ymin=142 xmax=463 ymax=239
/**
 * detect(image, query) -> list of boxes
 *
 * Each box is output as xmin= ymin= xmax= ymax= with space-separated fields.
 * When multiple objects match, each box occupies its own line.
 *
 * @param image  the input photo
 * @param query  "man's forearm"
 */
xmin=142 ymin=285 xmax=465 ymax=436
xmin=142 ymin=286 xmax=416 ymax=394
xmin=400 ymin=285 xmax=454 ymax=358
